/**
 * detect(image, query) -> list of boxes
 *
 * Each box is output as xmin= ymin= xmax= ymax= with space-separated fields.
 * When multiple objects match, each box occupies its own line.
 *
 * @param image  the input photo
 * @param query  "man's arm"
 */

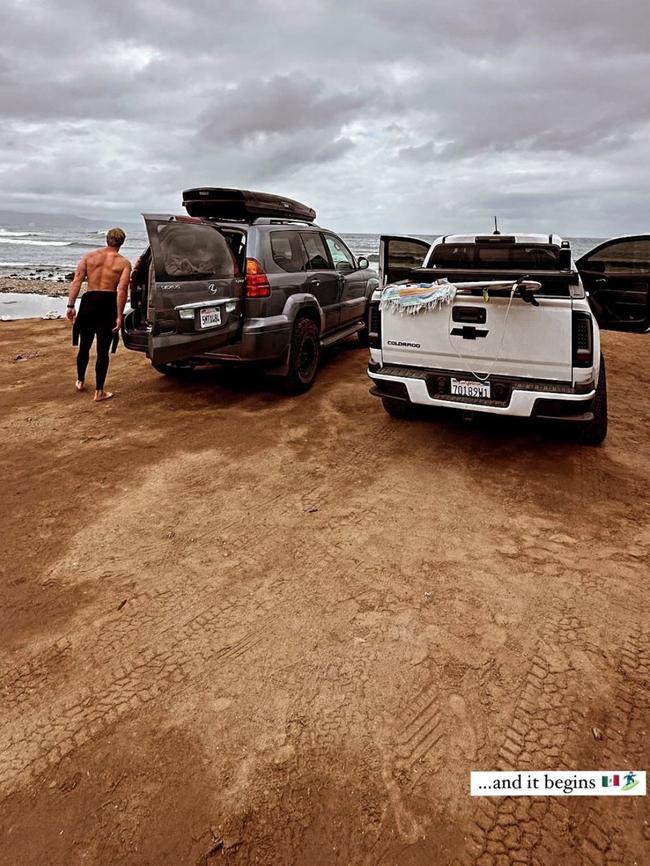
xmin=66 ymin=256 xmax=87 ymax=321
xmin=114 ymin=260 xmax=132 ymax=330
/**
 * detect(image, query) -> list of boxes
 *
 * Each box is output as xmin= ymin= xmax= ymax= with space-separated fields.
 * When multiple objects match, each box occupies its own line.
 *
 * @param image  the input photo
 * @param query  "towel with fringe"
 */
xmin=380 ymin=279 xmax=457 ymax=314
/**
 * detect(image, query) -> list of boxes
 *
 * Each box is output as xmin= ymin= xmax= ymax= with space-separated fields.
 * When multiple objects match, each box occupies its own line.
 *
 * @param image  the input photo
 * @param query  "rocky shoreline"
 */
xmin=0 ymin=276 xmax=70 ymax=297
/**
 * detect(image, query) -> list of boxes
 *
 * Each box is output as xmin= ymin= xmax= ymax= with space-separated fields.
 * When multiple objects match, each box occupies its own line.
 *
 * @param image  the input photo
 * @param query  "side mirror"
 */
xmin=357 ymin=257 xmax=369 ymax=270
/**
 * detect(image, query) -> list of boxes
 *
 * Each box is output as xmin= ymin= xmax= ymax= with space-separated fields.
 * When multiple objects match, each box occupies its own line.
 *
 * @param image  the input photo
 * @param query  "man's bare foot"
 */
xmin=75 ymin=380 xmax=85 ymax=392
xmin=94 ymin=390 xmax=114 ymax=402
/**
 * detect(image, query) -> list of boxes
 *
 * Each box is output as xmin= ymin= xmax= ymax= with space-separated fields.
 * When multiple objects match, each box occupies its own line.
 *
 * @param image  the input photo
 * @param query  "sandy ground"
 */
xmin=0 ymin=320 xmax=648 ymax=866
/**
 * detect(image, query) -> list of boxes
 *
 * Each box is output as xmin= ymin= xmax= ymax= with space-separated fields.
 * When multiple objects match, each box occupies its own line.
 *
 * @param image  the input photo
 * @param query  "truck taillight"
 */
xmin=368 ymin=301 xmax=381 ymax=349
xmin=245 ymin=258 xmax=271 ymax=298
xmin=572 ymin=311 xmax=593 ymax=367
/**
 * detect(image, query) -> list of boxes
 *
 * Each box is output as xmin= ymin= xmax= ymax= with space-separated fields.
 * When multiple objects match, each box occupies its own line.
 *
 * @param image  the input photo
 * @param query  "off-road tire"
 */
xmin=573 ymin=356 xmax=608 ymax=445
xmin=283 ymin=317 xmax=321 ymax=394
xmin=382 ymin=397 xmax=413 ymax=419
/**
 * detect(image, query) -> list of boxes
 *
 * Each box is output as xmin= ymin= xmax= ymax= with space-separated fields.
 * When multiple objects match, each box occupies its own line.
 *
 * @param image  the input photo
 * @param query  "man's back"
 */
xmin=67 ymin=227 xmax=131 ymax=402
xmin=85 ymin=247 xmax=129 ymax=292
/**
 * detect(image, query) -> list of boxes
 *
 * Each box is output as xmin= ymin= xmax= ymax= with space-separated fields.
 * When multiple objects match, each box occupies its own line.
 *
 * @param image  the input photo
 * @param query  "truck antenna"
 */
xmin=493 ymin=216 xmax=500 ymax=235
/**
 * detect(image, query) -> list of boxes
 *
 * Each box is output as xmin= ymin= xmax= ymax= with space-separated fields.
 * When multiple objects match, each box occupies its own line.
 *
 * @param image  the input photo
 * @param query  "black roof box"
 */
xmin=182 ymin=187 xmax=316 ymax=223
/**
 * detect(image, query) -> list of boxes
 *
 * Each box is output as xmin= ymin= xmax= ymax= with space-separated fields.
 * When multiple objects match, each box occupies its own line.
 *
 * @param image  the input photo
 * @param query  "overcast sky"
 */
xmin=0 ymin=0 xmax=648 ymax=235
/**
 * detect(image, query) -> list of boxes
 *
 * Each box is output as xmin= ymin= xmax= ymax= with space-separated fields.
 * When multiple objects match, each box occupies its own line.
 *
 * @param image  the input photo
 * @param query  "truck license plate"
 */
xmin=451 ymin=378 xmax=491 ymax=399
xmin=199 ymin=307 xmax=221 ymax=329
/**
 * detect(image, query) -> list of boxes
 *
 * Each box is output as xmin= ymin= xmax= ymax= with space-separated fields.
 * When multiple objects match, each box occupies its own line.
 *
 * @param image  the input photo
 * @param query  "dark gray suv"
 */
xmin=122 ymin=188 xmax=379 ymax=392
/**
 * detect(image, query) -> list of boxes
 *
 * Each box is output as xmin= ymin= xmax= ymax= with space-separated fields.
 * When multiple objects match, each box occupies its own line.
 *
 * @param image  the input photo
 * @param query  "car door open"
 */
xmin=143 ymin=215 xmax=245 ymax=365
xmin=576 ymin=235 xmax=650 ymax=333
xmin=379 ymin=235 xmax=431 ymax=286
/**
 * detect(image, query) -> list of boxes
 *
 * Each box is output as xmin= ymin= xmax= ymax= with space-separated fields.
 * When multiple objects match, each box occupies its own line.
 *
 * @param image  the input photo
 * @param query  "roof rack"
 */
xmin=252 ymin=217 xmax=321 ymax=228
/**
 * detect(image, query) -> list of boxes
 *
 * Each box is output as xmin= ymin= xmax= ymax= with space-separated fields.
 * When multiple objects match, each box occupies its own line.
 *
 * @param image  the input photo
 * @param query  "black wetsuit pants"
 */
xmin=75 ymin=291 xmax=117 ymax=390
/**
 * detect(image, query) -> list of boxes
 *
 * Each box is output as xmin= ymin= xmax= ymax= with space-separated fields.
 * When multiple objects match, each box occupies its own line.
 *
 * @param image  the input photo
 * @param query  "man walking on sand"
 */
xmin=66 ymin=228 xmax=131 ymax=402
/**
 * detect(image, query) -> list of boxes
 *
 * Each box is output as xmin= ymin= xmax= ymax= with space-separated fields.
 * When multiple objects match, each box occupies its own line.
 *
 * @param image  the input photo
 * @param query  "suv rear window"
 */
xmin=270 ymin=230 xmax=307 ymax=273
xmin=430 ymin=243 xmax=563 ymax=270
xmin=153 ymin=223 xmax=238 ymax=281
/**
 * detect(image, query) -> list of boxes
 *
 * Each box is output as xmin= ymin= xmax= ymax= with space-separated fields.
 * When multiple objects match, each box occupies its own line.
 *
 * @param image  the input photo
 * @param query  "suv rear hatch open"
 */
xmin=124 ymin=215 xmax=246 ymax=366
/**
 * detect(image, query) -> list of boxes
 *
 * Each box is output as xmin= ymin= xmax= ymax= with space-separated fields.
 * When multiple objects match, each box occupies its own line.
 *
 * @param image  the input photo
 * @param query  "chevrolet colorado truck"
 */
xmin=367 ymin=232 xmax=650 ymax=444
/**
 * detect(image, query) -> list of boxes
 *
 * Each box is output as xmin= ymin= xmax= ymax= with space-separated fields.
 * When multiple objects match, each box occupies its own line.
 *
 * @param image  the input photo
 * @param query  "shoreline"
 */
xmin=0 ymin=276 xmax=69 ymax=297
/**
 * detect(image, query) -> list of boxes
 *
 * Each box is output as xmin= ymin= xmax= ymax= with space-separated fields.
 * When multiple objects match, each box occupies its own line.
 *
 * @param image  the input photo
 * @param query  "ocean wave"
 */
xmin=0 ymin=261 xmax=32 ymax=267
xmin=0 ymin=238 xmax=72 ymax=247
xmin=0 ymin=229 xmax=50 ymax=238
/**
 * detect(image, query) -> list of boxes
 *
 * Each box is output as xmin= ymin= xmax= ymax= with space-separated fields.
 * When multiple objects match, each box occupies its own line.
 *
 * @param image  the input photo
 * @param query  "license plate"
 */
xmin=450 ymin=378 xmax=491 ymax=399
xmin=199 ymin=307 xmax=221 ymax=329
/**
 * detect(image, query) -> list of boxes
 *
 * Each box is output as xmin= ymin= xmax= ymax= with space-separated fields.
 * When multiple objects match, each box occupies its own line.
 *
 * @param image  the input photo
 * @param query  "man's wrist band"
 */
xmin=67 ymin=304 xmax=74 ymax=308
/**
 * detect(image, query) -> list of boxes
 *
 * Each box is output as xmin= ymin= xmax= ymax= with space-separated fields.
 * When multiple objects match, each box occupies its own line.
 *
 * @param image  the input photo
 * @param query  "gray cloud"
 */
xmin=0 ymin=0 xmax=648 ymax=235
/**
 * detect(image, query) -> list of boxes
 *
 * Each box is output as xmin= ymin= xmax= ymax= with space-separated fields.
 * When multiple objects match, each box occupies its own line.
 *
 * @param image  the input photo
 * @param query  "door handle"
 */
xmin=310 ymin=278 xmax=320 ymax=287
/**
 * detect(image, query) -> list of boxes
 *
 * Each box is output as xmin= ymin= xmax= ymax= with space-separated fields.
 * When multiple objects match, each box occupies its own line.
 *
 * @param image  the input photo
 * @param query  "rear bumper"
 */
xmin=202 ymin=317 xmax=291 ymax=363
xmin=121 ymin=315 xmax=291 ymax=364
xmin=368 ymin=364 xmax=596 ymax=421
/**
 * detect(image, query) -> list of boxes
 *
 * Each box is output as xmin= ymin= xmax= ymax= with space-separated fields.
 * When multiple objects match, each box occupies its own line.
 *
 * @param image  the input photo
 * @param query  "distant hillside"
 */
xmin=0 ymin=209 xmax=139 ymax=230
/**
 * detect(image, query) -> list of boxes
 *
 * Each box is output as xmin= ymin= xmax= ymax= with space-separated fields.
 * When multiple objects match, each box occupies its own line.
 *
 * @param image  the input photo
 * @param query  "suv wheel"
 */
xmin=573 ymin=356 xmax=608 ymax=445
xmin=284 ymin=317 xmax=321 ymax=393
xmin=382 ymin=397 xmax=412 ymax=419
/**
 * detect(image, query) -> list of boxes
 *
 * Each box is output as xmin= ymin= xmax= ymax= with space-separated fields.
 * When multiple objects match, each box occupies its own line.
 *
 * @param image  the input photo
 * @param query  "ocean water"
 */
xmin=0 ymin=292 xmax=68 ymax=320
xmin=0 ymin=226 xmax=146 ymax=280
xmin=0 ymin=223 xmax=606 ymax=281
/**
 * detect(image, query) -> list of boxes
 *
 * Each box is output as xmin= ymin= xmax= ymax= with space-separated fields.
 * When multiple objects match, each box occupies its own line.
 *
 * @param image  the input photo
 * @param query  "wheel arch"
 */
xmin=283 ymin=294 xmax=324 ymax=334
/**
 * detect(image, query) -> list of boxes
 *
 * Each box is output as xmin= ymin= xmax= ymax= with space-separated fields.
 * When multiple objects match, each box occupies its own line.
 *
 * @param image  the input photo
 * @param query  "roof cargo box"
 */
xmin=182 ymin=187 xmax=316 ymax=223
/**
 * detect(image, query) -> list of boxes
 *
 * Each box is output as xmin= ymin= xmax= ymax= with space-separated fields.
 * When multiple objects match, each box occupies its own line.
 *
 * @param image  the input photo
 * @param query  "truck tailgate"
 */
xmin=381 ymin=294 xmax=573 ymax=382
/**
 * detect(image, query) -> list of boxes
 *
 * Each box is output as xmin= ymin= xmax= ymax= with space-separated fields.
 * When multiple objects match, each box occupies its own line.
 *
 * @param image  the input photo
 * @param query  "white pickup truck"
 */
xmin=367 ymin=233 xmax=650 ymax=444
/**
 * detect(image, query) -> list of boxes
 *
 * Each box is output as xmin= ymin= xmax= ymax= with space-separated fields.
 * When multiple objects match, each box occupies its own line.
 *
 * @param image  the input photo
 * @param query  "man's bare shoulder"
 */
xmin=86 ymin=248 xmax=109 ymax=263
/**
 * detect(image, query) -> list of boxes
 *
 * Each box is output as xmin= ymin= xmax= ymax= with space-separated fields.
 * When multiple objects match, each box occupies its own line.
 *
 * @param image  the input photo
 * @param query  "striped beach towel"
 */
xmin=380 ymin=279 xmax=457 ymax=315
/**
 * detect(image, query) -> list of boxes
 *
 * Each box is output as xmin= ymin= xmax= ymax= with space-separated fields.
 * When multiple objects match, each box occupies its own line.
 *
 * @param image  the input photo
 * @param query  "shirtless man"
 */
xmin=66 ymin=228 xmax=131 ymax=402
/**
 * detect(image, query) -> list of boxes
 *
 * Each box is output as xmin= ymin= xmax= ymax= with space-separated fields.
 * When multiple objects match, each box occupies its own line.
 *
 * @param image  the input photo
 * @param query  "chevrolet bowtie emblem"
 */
xmin=450 ymin=326 xmax=489 ymax=340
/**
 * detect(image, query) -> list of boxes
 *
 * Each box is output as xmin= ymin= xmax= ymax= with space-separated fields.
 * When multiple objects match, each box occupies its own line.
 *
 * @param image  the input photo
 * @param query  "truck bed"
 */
xmin=410 ymin=267 xmax=579 ymax=297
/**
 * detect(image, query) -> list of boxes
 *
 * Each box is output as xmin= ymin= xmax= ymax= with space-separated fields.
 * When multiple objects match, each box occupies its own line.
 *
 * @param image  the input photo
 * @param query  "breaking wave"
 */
xmin=0 ymin=238 xmax=73 ymax=246
xmin=0 ymin=229 xmax=49 ymax=238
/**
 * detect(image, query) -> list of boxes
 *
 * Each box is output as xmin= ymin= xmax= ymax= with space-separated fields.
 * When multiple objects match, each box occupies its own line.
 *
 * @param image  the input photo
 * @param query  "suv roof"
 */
xmin=141 ymin=213 xmax=323 ymax=231
xmin=208 ymin=216 xmax=323 ymax=230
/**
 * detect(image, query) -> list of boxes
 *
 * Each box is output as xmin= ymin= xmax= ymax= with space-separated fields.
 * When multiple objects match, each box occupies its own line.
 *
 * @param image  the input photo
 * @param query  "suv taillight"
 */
xmin=245 ymin=258 xmax=271 ymax=298
xmin=572 ymin=311 xmax=593 ymax=367
xmin=368 ymin=301 xmax=381 ymax=349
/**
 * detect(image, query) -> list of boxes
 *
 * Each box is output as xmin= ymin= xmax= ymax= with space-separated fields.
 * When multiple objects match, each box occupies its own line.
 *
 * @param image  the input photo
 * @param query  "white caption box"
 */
xmin=471 ymin=771 xmax=646 ymax=796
